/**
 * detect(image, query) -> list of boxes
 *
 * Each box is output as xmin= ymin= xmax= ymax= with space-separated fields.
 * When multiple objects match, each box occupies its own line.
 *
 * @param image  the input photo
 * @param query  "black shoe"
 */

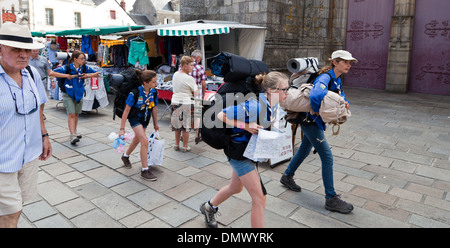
xmin=141 ymin=169 xmax=157 ymax=181
xmin=121 ymin=155 xmax=132 ymax=169
xmin=199 ymin=202 xmax=218 ymax=228
xmin=280 ymin=174 xmax=301 ymax=192
xmin=70 ymin=135 xmax=80 ymax=145
xmin=325 ymin=194 xmax=354 ymax=214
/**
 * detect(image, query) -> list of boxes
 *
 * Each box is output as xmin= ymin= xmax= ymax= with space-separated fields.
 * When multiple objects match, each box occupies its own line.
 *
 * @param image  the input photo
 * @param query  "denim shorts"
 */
xmin=227 ymin=157 xmax=255 ymax=177
xmin=128 ymin=116 xmax=150 ymax=129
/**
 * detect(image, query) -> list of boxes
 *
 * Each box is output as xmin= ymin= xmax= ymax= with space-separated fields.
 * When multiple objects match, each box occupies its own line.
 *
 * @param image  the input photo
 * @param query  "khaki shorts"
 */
xmin=62 ymin=93 xmax=83 ymax=114
xmin=0 ymin=160 xmax=39 ymax=216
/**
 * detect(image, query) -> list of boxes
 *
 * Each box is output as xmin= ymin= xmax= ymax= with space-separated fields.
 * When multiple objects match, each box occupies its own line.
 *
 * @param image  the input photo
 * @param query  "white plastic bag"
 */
xmin=147 ymin=131 xmax=165 ymax=166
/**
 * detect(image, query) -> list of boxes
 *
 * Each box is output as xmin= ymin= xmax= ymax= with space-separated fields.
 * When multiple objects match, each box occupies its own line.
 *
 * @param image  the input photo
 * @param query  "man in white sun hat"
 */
xmin=0 ymin=22 xmax=52 ymax=228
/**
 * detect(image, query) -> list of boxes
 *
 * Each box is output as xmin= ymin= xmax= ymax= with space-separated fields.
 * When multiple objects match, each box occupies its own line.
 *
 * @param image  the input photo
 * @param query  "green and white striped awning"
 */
xmin=158 ymin=23 xmax=230 ymax=36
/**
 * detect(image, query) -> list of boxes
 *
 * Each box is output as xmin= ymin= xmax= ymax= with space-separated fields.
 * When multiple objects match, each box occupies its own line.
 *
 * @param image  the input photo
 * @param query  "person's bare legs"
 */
xmin=0 ymin=211 xmax=21 ymax=228
xmin=182 ymin=130 xmax=190 ymax=149
xmin=132 ymin=125 xmax=148 ymax=169
xmin=211 ymin=170 xmax=266 ymax=228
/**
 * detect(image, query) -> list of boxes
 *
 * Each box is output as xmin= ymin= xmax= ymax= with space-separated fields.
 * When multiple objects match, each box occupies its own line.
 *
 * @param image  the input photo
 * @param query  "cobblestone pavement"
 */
xmin=18 ymin=87 xmax=450 ymax=228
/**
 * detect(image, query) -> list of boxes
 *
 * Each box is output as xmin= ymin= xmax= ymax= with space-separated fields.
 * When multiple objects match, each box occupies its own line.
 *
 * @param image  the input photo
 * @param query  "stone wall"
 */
xmin=181 ymin=0 xmax=348 ymax=70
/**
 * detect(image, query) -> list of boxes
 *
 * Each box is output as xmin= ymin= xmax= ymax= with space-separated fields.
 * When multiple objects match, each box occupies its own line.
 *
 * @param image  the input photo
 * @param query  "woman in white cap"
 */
xmin=280 ymin=50 xmax=357 ymax=214
xmin=0 ymin=22 xmax=52 ymax=228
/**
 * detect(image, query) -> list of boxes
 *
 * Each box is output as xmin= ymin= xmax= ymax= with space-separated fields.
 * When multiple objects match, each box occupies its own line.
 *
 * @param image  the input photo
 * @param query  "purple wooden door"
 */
xmin=345 ymin=0 xmax=394 ymax=89
xmin=409 ymin=0 xmax=450 ymax=95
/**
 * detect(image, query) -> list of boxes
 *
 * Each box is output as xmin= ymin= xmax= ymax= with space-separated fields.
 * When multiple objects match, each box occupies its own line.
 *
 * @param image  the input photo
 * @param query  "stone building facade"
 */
xmin=181 ymin=0 xmax=450 ymax=96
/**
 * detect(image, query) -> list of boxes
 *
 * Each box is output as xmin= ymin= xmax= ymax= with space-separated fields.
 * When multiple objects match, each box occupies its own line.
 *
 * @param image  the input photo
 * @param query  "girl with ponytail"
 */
xmin=119 ymin=69 xmax=159 ymax=181
xmin=200 ymin=71 xmax=289 ymax=228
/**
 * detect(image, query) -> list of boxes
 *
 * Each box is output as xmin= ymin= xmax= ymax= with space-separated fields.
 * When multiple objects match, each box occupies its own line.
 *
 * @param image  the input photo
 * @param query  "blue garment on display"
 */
xmin=81 ymin=35 xmax=94 ymax=55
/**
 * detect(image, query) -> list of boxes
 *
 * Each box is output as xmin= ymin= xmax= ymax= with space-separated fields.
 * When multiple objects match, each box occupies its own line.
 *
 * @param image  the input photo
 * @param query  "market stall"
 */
xmin=115 ymin=20 xmax=267 ymax=107
xmin=32 ymin=25 xmax=147 ymax=110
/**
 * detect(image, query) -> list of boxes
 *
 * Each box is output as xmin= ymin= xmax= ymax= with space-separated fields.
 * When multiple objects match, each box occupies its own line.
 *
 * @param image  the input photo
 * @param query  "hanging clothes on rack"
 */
xmin=81 ymin=35 xmax=94 ymax=55
xmin=57 ymin=37 xmax=68 ymax=51
xmin=128 ymin=35 xmax=149 ymax=66
xmin=82 ymin=65 xmax=109 ymax=111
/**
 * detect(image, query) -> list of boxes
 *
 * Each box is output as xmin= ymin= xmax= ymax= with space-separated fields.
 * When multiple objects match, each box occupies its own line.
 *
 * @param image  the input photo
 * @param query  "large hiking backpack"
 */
xmin=210 ymin=51 xmax=269 ymax=82
xmin=110 ymin=67 xmax=141 ymax=120
xmin=201 ymin=52 xmax=269 ymax=155
xmin=201 ymin=76 xmax=263 ymax=150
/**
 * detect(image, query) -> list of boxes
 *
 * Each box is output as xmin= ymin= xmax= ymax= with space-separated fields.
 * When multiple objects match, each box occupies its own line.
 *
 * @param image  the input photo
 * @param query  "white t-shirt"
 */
xmin=171 ymin=71 xmax=198 ymax=104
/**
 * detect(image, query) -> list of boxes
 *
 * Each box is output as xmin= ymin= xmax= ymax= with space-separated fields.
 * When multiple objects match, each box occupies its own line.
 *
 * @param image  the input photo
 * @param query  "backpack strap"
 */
xmin=130 ymin=88 xmax=140 ymax=107
xmin=25 ymin=65 xmax=35 ymax=82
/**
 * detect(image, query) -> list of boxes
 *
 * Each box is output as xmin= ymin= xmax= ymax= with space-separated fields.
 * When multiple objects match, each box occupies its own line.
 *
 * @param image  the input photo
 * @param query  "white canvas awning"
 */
xmin=158 ymin=23 xmax=230 ymax=36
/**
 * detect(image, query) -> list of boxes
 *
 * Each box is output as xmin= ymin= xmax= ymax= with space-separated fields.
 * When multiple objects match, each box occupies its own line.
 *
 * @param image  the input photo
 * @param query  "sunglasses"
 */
xmin=6 ymin=82 xmax=38 ymax=115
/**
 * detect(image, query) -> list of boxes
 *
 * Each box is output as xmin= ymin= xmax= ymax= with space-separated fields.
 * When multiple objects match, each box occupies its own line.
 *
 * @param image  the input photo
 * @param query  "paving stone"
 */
xmin=70 ymin=159 xmax=103 ymax=172
xmin=71 ymin=209 xmax=123 ymax=228
xmin=409 ymin=214 xmax=450 ymax=228
xmin=74 ymin=181 xmax=111 ymax=200
xmin=265 ymin=194 xmax=298 ymax=217
xmin=55 ymin=197 xmax=96 ymax=219
xmin=91 ymin=192 xmax=140 ymax=220
xmin=111 ymin=180 xmax=147 ymax=197
xmin=415 ymin=165 xmax=450 ymax=182
xmin=330 ymin=207 xmax=410 ymax=228
xmin=34 ymin=214 xmax=73 ymax=228
xmin=164 ymin=180 xmax=208 ymax=202
xmin=83 ymin=166 xmax=129 ymax=188
xmin=22 ymin=201 xmax=57 ymax=222
xmin=127 ymin=188 xmax=171 ymax=211
xmin=88 ymin=149 xmax=125 ymax=169
xmin=133 ymin=167 xmax=188 ymax=192
xmin=40 ymin=162 xmax=74 ymax=177
xmin=151 ymin=201 xmax=198 ymax=227
xmin=37 ymin=180 xmax=78 ymax=206
xmin=119 ymin=210 xmax=154 ymax=228
xmin=289 ymin=207 xmax=352 ymax=228
xmin=183 ymin=156 xmax=216 ymax=168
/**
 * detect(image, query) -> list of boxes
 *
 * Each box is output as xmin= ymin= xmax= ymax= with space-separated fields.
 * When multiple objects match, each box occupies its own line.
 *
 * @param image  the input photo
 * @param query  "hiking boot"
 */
xmin=325 ymin=194 xmax=354 ymax=214
xmin=280 ymin=174 xmax=302 ymax=192
xmin=141 ymin=169 xmax=157 ymax=181
xmin=121 ymin=155 xmax=132 ymax=169
xmin=70 ymin=134 xmax=80 ymax=145
xmin=199 ymin=202 xmax=218 ymax=228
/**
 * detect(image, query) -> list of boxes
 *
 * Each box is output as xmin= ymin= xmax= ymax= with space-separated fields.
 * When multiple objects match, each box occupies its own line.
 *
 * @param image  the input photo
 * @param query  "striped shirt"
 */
xmin=0 ymin=65 xmax=48 ymax=173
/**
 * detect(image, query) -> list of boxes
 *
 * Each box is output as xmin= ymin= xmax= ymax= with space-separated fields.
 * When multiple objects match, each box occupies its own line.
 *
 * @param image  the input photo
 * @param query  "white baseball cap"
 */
xmin=0 ymin=22 xmax=44 ymax=50
xmin=330 ymin=50 xmax=358 ymax=62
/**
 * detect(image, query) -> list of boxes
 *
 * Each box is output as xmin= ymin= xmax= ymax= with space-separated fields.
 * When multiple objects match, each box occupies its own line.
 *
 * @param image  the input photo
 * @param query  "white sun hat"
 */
xmin=0 ymin=22 xmax=44 ymax=49
xmin=330 ymin=50 xmax=358 ymax=62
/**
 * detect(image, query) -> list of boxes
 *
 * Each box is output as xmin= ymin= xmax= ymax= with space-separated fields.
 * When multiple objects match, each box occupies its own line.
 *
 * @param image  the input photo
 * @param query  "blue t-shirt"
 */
xmin=125 ymin=86 xmax=158 ymax=119
xmin=222 ymin=93 xmax=273 ymax=143
xmin=53 ymin=63 xmax=97 ymax=102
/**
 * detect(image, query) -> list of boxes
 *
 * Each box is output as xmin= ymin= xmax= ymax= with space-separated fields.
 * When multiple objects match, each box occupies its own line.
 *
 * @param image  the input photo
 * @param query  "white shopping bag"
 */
xmin=147 ymin=131 xmax=165 ymax=166
xmin=252 ymin=129 xmax=286 ymax=159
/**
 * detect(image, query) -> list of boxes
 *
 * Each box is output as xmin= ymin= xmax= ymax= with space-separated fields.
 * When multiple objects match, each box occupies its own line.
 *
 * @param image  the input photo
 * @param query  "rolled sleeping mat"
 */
xmin=287 ymin=57 xmax=319 ymax=73
xmin=55 ymin=52 xmax=88 ymax=61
